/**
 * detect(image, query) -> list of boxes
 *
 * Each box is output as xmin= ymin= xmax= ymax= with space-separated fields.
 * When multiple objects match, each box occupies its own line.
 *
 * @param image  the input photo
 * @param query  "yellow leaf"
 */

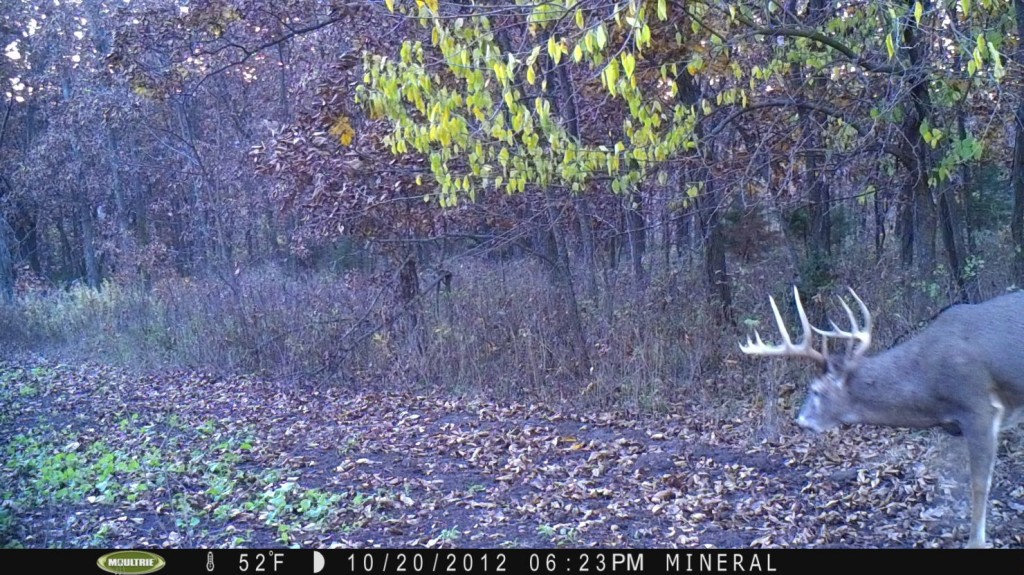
xmin=595 ymin=24 xmax=607 ymax=50
xmin=329 ymin=115 xmax=356 ymax=146
xmin=385 ymin=0 xmax=395 ymax=12
xmin=573 ymin=44 xmax=583 ymax=62
xmin=547 ymin=36 xmax=562 ymax=65
xmin=604 ymin=56 xmax=619 ymax=95
xmin=527 ymin=65 xmax=536 ymax=85
xmin=914 ymin=1 xmax=923 ymax=24
xmin=622 ymin=52 xmax=636 ymax=79
xmin=535 ymin=97 xmax=548 ymax=119
xmin=885 ymin=34 xmax=895 ymax=60
xmin=576 ymin=9 xmax=585 ymax=29
xmin=528 ymin=45 xmax=542 ymax=66
xmin=657 ymin=0 xmax=667 ymax=21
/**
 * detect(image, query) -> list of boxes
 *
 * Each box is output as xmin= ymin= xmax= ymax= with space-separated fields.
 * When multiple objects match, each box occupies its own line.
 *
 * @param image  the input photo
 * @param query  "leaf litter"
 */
xmin=0 ymin=357 xmax=1022 ymax=548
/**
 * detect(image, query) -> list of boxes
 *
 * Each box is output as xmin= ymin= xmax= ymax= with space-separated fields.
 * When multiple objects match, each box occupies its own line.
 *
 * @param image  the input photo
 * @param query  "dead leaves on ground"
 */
xmin=1 ymin=358 xmax=1022 ymax=548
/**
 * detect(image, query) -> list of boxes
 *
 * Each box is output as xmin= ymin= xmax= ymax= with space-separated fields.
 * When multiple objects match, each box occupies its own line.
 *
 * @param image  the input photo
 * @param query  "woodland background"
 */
xmin=2 ymin=0 xmax=1024 ymax=404
xmin=2 ymin=0 xmax=1024 ymax=549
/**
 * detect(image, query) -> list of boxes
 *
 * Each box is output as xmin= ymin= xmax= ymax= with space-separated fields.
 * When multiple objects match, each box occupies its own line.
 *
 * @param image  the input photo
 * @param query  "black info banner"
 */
xmin=0 ymin=549 xmax=1012 ymax=575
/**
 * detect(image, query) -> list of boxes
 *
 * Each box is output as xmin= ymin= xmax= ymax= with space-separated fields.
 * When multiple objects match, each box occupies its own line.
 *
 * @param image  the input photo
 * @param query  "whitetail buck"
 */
xmin=740 ymin=287 xmax=1024 ymax=548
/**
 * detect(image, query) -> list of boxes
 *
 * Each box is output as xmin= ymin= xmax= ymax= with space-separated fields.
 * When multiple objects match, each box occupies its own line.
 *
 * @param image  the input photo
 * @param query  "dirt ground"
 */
xmin=1 ymin=357 xmax=1022 ymax=548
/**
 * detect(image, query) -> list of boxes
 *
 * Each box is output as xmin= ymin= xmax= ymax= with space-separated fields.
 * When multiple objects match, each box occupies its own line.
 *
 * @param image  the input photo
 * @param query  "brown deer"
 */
xmin=740 ymin=287 xmax=1024 ymax=548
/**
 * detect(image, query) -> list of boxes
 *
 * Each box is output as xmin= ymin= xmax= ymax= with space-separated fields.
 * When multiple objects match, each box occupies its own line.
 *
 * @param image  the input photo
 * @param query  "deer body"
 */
xmin=742 ymin=289 xmax=1024 ymax=548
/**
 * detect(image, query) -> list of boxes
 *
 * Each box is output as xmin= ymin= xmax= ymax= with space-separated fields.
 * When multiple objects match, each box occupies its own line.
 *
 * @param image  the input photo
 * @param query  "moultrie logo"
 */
xmin=96 ymin=550 xmax=167 ymax=575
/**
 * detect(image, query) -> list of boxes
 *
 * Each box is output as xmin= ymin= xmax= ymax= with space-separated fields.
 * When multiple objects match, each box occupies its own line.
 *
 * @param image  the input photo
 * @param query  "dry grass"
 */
xmin=0 ymin=241 xmax=1014 ymax=417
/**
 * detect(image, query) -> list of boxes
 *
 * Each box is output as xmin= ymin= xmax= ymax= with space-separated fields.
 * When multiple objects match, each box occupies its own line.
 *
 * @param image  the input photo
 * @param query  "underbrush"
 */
xmin=0 ymin=248 xmax=1010 ymax=413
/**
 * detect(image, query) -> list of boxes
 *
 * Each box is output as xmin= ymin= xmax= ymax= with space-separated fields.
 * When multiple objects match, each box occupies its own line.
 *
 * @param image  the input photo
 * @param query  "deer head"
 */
xmin=739 ymin=286 xmax=872 ymax=433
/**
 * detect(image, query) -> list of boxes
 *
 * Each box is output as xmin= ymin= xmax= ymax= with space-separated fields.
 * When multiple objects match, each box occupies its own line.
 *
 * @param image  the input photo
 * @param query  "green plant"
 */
xmin=537 ymin=524 xmax=580 ymax=546
xmin=437 ymin=527 xmax=460 ymax=544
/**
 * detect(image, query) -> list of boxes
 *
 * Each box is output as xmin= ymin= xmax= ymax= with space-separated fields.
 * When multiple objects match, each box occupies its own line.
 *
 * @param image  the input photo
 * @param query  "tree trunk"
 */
xmin=56 ymin=216 xmax=75 ymax=281
xmin=80 ymin=200 xmax=101 ymax=289
xmin=542 ymin=187 xmax=590 ymax=373
xmin=798 ymin=0 xmax=833 ymax=308
xmin=804 ymin=126 xmax=832 ymax=308
xmin=397 ymin=251 xmax=421 ymax=333
xmin=1013 ymin=102 xmax=1024 ymax=284
xmin=874 ymin=189 xmax=885 ymax=261
xmin=1013 ymin=0 xmax=1024 ymax=284
xmin=900 ymin=0 xmax=937 ymax=271
xmin=678 ymin=69 xmax=733 ymax=323
xmin=529 ymin=28 xmax=590 ymax=371
xmin=553 ymin=44 xmax=598 ymax=300
xmin=696 ymin=177 xmax=733 ymax=325
xmin=0 ymin=217 xmax=14 ymax=304
xmin=624 ymin=190 xmax=646 ymax=284
xmin=938 ymin=184 xmax=969 ymax=302
xmin=12 ymin=210 xmax=41 ymax=275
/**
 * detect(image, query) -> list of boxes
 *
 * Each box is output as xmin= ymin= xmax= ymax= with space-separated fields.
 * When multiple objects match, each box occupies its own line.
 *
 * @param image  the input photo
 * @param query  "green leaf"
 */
xmin=914 ymin=1 xmax=923 ymax=24
xmin=885 ymin=34 xmax=895 ymax=60
xmin=990 ymin=44 xmax=1005 ymax=79
xmin=576 ymin=8 xmax=585 ymax=29
xmin=687 ymin=55 xmax=704 ymax=76
xmin=919 ymin=119 xmax=932 ymax=141
xmin=657 ymin=0 xmax=668 ymax=20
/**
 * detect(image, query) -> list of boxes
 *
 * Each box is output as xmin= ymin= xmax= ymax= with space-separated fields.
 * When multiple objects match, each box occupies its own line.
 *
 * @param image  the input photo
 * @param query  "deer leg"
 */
xmin=962 ymin=395 xmax=1004 ymax=549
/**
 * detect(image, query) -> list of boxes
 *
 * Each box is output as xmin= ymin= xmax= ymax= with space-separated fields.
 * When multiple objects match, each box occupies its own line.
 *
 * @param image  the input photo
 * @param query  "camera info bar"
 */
xmin=0 ymin=548 xmax=1008 ymax=575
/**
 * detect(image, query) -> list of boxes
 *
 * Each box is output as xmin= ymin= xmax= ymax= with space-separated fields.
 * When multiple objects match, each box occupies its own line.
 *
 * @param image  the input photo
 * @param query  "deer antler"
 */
xmin=739 ymin=286 xmax=827 ymax=368
xmin=811 ymin=288 xmax=872 ymax=364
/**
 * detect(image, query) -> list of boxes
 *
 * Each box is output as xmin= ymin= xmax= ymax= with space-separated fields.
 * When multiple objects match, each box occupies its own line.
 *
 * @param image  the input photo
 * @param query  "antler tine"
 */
xmin=769 ymin=294 xmax=794 ymax=345
xmin=837 ymin=297 xmax=860 ymax=332
xmin=847 ymin=287 xmax=872 ymax=358
xmin=810 ymin=288 xmax=873 ymax=362
xmin=739 ymin=287 xmax=827 ymax=367
xmin=790 ymin=285 xmax=814 ymax=341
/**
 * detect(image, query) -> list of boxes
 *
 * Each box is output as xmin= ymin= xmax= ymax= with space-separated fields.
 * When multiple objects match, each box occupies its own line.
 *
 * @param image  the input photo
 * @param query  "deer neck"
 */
xmin=842 ymin=343 xmax=949 ymax=430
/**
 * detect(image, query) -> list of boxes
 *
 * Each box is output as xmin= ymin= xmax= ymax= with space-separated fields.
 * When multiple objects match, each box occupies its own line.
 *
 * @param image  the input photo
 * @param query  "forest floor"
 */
xmin=1 ymin=356 xmax=1022 ymax=549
